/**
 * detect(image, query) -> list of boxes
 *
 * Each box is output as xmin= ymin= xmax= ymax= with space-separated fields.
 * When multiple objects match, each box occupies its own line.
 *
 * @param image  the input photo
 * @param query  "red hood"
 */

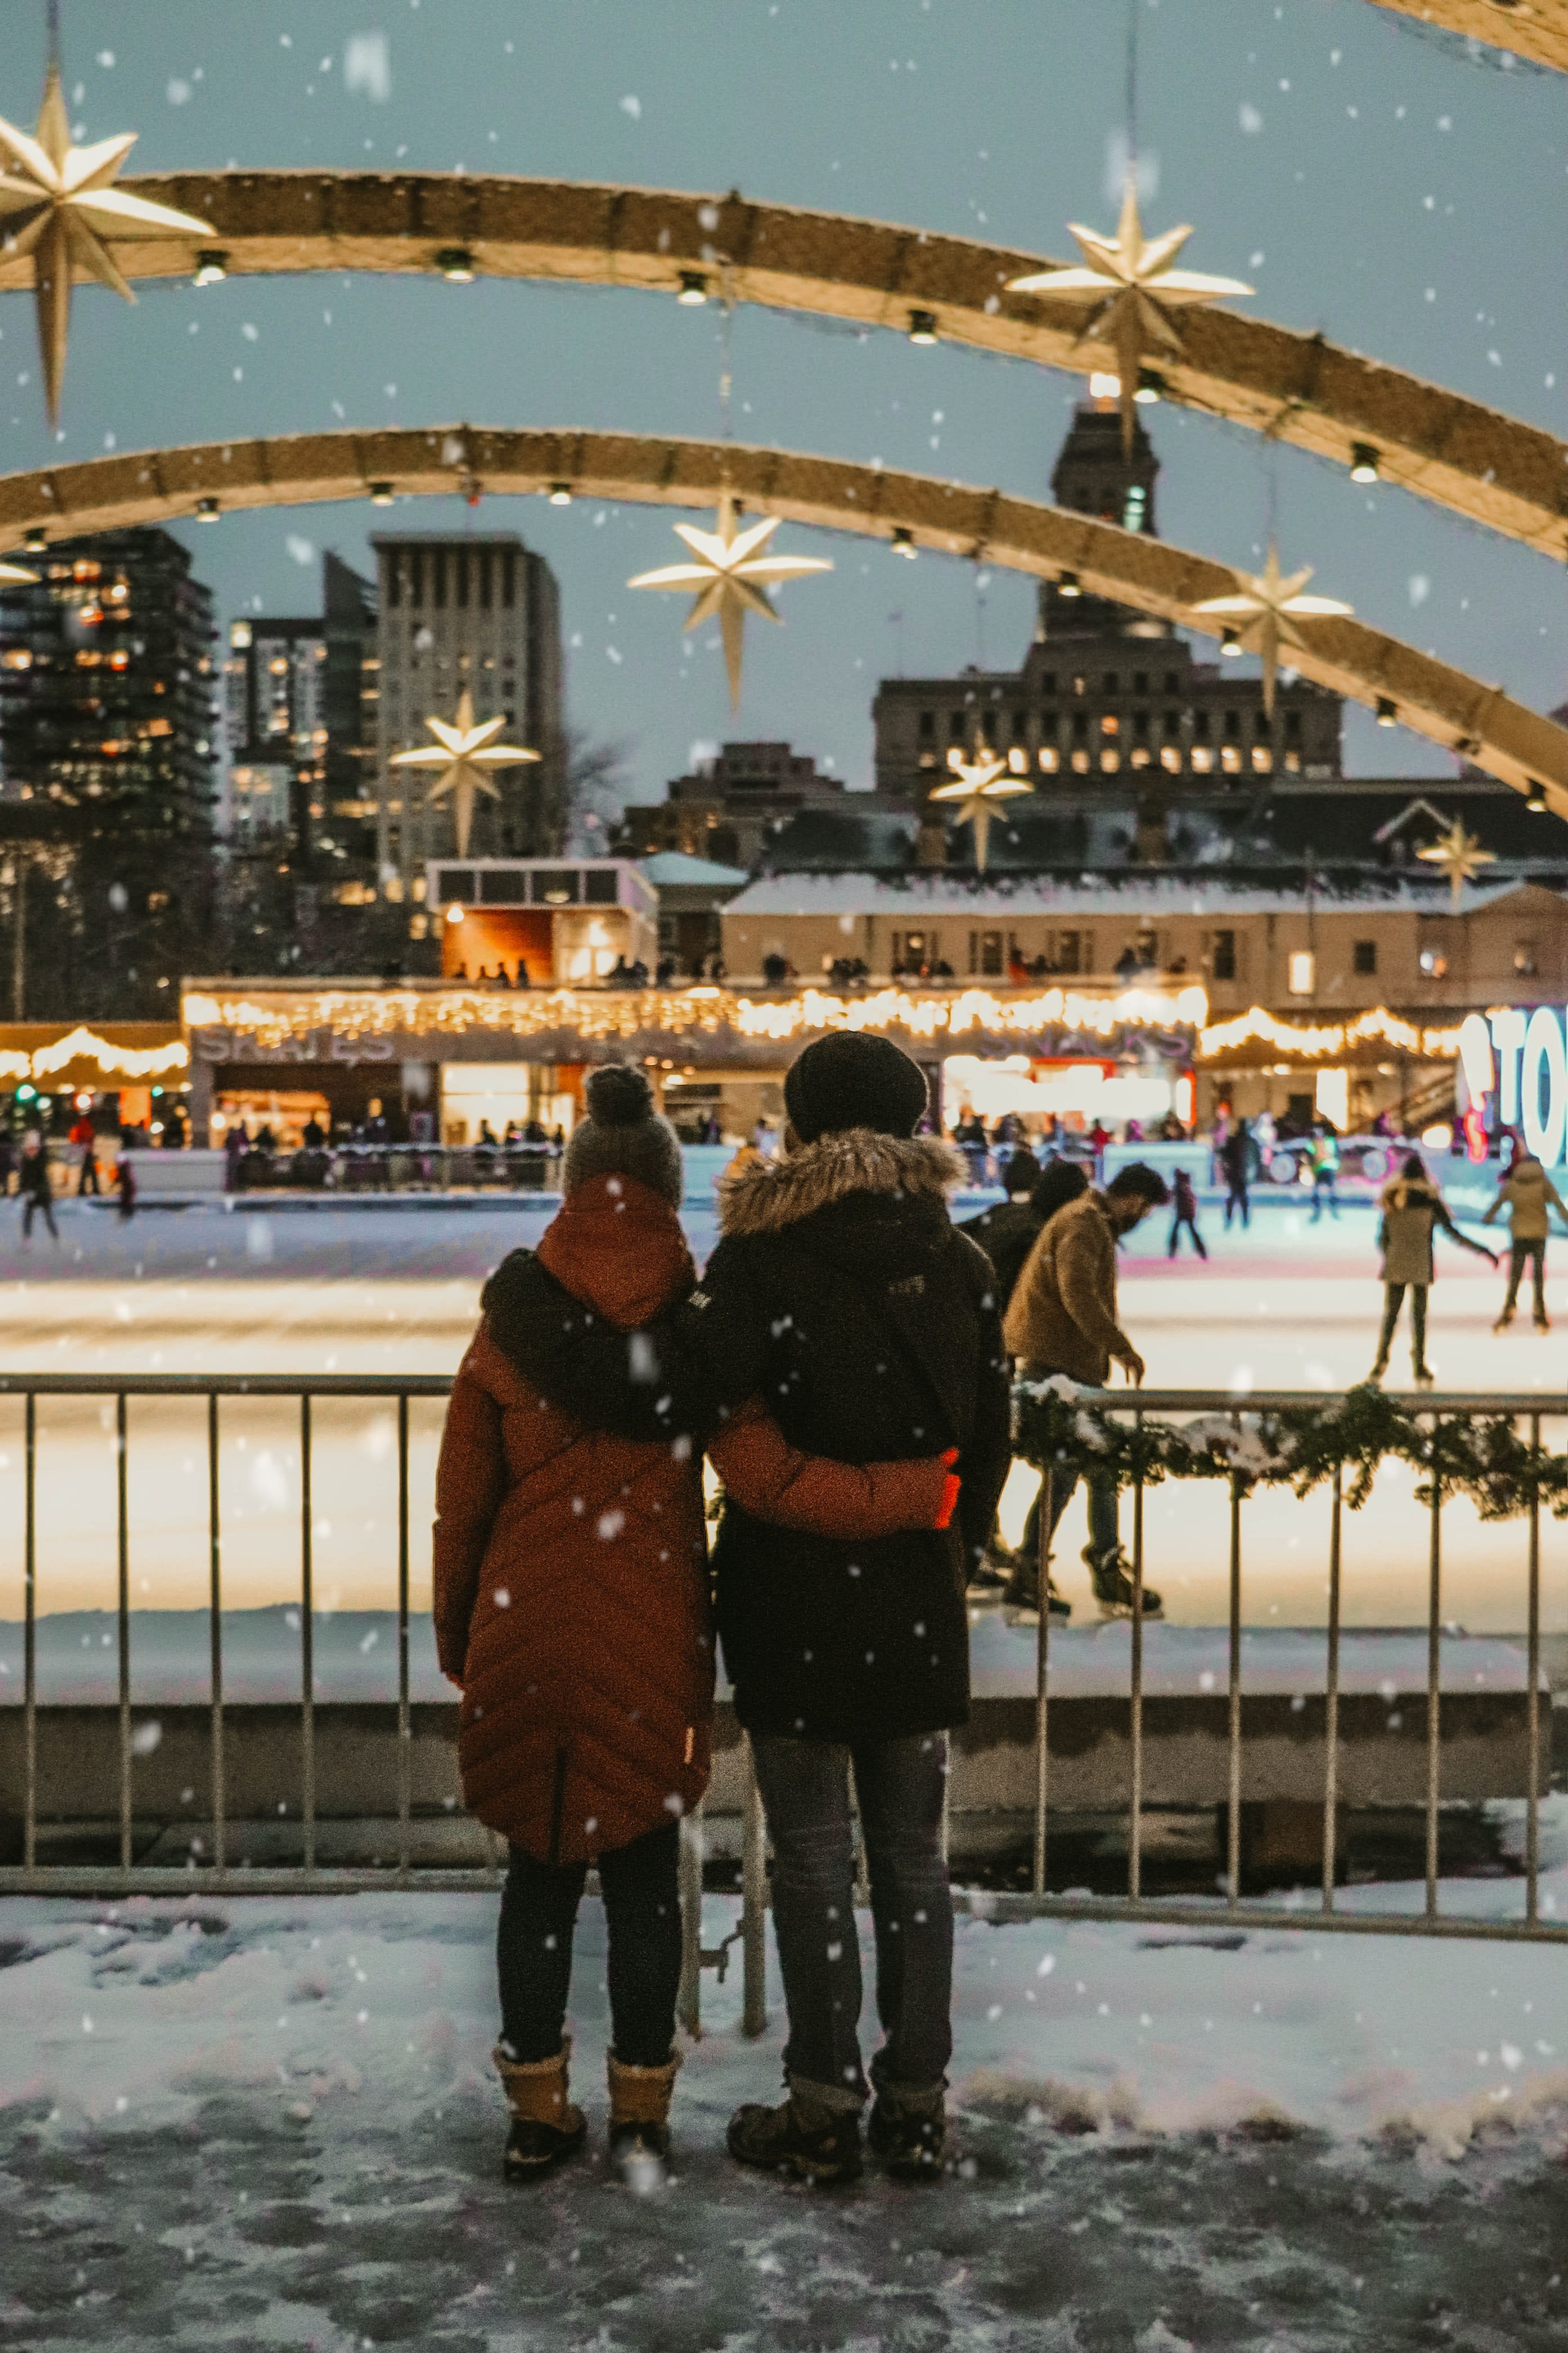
xmin=536 ymin=1173 xmax=694 ymax=1328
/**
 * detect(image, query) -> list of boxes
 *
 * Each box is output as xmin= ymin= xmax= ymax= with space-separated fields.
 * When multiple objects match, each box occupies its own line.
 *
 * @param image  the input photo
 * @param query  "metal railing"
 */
xmin=1 ymin=1377 xmax=1563 ymax=2060
xmin=230 ymin=1142 xmax=564 ymax=1194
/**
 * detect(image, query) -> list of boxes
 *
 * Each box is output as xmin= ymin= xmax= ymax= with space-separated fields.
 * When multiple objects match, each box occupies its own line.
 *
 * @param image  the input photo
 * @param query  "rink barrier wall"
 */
xmin=0 ymin=1376 xmax=1563 ymax=2047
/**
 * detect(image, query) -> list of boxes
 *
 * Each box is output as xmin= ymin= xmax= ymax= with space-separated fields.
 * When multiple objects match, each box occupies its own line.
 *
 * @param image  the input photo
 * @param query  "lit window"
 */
xmin=1288 ymin=951 xmax=1316 ymax=996
xmin=1100 ymin=749 xmax=1120 ymax=773
xmin=1419 ymin=948 xmax=1448 ymax=979
xmin=1190 ymin=746 xmax=1213 ymax=773
xmin=1071 ymin=749 xmax=1090 ymax=774
xmin=1160 ymin=745 xmax=1181 ymax=772
xmin=1220 ymin=745 xmax=1243 ymax=773
xmin=1129 ymin=746 xmax=1152 ymax=769
xmin=1007 ymin=746 xmax=1028 ymax=774
xmin=1037 ymin=746 xmax=1059 ymax=773
xmin=1100 ymin=712 xmax=1119 ymax=735
xmin=1252 ymin=746 xmax=1272 ymax=772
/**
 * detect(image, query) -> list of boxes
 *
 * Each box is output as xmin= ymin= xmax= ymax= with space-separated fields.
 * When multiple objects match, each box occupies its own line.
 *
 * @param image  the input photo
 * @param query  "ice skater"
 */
xmin=1220 ymin=1119 xmax=1252 ymax=1229
xmin=1166 ymin=1166 xmax=1207 ymax=1260
xmin=1369 ymin=1153 xmax=1497 ymax=1387
xmin=1309 ymin=1122 xmax=1340 ymax=1222
xmin=17 ymin=1131 xmax=58 ymax=1243
xmin=1483 ymin=1139 xmax=1568 ymax=1334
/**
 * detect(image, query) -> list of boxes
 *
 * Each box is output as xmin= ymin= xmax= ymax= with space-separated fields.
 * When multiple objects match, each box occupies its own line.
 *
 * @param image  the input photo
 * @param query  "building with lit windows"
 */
xmin=0 ymin=528 xmax=218 ymax=1019
xmin=371 ymin=532 xmax=565 ymax=918
xmin=222 ymin=552 xmax=378 ymax=888
xmin=871 ymin=402 xmax=1342 ymax=855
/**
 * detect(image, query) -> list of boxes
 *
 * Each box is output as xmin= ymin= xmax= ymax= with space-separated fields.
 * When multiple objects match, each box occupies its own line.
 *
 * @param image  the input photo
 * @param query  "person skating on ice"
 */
xmin=1368 ymin=1151 xmax=1498 ymax=1387
xmin=1483 ymin=1133 xmax=1568 ymax=1334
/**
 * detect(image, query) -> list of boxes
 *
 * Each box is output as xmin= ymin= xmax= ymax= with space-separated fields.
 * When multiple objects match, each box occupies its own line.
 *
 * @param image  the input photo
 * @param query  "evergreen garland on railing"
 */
xmin=1012 ymin=1381 xmax=1568 ymax=1521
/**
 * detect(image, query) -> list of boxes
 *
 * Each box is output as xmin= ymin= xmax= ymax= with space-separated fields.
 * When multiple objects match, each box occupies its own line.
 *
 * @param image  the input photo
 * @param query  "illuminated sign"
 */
xmin=1458 ymin=1007 xmax=1568 ymax=1164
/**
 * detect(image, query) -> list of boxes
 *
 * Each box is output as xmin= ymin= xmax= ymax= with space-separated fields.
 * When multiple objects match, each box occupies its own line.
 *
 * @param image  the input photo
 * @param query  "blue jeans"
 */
xmin=1020 ymin=1463 xmax=1120 ymax=1572
xmin=750 ymin=1732 xmax=953 ymax=2107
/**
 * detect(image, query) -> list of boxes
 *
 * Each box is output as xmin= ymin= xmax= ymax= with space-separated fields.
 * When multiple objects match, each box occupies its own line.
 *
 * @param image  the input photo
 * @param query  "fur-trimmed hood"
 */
xmin=717 ymin=1127 xmax=965 ymax=1239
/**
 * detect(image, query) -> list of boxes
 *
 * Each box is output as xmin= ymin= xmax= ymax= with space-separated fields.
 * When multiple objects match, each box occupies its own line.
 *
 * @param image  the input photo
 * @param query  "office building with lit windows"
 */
xmin=371 ymin=532 xmax=565 ymax=924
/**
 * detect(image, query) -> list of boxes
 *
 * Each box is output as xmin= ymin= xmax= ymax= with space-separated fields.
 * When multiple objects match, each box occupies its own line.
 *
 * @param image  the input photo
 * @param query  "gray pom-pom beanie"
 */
xmin=561 ymin=1065 xmax=684 ymax=1208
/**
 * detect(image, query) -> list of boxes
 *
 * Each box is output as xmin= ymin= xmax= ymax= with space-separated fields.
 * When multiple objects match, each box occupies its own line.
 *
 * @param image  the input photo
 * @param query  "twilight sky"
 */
xmin=4 ymin=0 xmax=1564 ymax=804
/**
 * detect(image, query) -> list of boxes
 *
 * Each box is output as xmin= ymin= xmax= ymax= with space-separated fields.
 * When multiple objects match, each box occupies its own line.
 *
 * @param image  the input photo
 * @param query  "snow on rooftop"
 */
xmin=638 ymin=851 xmax=752 ymax=887
xmin=725 ymin=872 xmax=1548 ymax=919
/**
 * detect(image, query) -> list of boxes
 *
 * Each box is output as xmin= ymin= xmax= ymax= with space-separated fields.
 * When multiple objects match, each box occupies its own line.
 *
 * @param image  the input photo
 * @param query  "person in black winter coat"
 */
xmin=488 ymin=1031 xmax=1012 ymax=2188
xmin=17 ymin=1131 xmax=58 ymax=1242
xmin=959 ymin=1155 xmax=1090 ymax=1317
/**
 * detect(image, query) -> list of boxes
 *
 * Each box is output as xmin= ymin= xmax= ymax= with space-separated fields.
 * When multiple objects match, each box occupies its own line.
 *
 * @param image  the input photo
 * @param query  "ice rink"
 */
xmin=1 ymin=1189 xmax=1564 ymax=1634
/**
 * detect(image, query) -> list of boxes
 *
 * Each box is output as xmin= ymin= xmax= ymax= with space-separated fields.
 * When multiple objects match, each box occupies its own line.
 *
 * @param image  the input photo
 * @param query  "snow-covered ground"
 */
xmin=5 ymin=1855 xmax=1568 ymax=2348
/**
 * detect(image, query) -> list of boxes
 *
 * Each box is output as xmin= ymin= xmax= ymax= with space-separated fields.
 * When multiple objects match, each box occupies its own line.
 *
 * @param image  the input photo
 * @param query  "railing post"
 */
xmin=397 ymin=1391 xmax=411 ymax=1877
xmin=208 ymin=1392 xmax=226 ymax=1876
xmin=741 ymin=1736 xmax=767 ymax=2038
xmin=1225 ymin=1469 xmax=1242 ymax=1907
xmin=1526 ymin=1411 xmax=1541 ymax=1926
xmin=300 ymin=1393 xmax=315 ymax=1875
xmin=116 ymin=1392 xmax=131 ymax=1874
xmin=23 ymin=1392 xmax=35 ymax=1880
xmin=1322 ymin=1457 xmax=1342 ymax=1912
xmin=677 ymin=1796 xmax=705 ymax=2040
xmin=1033 ymin=1466 xmax=1053 ymax=1898
xmin=1425 ymin=1417 xmax=1443 ymax=1922
xmin=1129 ymin=1428 xmax=1145 ymax=1902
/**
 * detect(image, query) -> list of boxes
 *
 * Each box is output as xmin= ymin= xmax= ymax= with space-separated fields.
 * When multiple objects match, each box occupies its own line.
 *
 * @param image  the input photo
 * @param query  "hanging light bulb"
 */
xmin=193 ymin=249 xmax=229 ymax=287
xmin=1134 ymin=367 xmax=1164 ymax=406
xmin=1349 ymin=443 xmax=1380 ymax=485
xmin=434 ymin=246 xmax=475 ymax=283
xmin=890 ymin=527 xmax=918 ymax=558
xmin=1220 ymin=627 xmax=1242 ymax=657
xmin=23 ymin=527 xmax=47 ymax=554
xmin=547 ymin=482 xmax=573 ymax=507
xmin=367 ymin=481 xmax=396 ymax=507
xmin=1375 ymin=696 xmax=1398 ymax=727
xmin=676 ymin=271 xmax=709 ymax=305
xmin=1527 ymin=787 xmax=1547 ymax=812
xmin=907 ymin=308 xmax=939 ymax=346
xmin=1056 ymin=570 xmax=1082 ymax=598
xmin=195 ymin=497 xmax=219 ymax=523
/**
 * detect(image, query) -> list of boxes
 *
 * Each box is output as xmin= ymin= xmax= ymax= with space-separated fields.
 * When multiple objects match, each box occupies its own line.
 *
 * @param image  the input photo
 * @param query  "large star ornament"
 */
xmin=390 ymin=685 xmax=540 ymax=858
xmin=1191 ymin=543 xmax=1354 ymax=719
xmin=928 ymin=749 xmax=1034 ymax=876
xmin=1008 ymin=179 xmax=1251 ymax=456
xmin=0 ymin=61 xmax=215 ymax=425
xmin=628 ymin=493 xmax=832 ymax=710
xmin=1417 ymin=818 xmax=1495 ymax=911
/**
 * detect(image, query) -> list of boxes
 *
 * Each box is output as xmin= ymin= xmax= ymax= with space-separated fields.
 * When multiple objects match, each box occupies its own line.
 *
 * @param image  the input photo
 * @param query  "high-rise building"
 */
xmin=222 ymin=553 xmax=378 ymax=886
xmin=0 ymin=527 xmax=218 ymax=1017
xmin=371 ymin=532 xmax=564 ymax=917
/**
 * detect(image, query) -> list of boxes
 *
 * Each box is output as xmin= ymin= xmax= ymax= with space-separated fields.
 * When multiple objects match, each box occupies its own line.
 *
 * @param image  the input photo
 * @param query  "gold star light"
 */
xmin=1417 ymin=818 xmax=1495 ymax=911
xmin=928 ymin=749 xmax=1034 ymax=876
xmin=390 ymin=685 xmax=540 ymax=858
xmin=1008 ymin=179 xmax=1252 ymax=456
xmin=0 ymin=59 xmax=215 ymax=426
xmin=628 ymin=493 xmax=832 ymax=710
xmin=1191 ymin=543 xmax=1354 ymax=719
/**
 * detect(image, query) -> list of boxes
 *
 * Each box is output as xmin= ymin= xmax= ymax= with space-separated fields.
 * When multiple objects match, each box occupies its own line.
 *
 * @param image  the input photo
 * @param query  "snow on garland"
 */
xmin=1012 ymin=1378 xmax=1568 ymax=1521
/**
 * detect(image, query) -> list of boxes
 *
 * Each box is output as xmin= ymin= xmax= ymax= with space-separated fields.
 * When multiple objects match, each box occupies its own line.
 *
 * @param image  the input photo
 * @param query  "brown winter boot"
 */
xmin=606 ymin=2050 xmax=681 ymax=2181
xmin=494 ymin=2039 xmax=587 ymax=2182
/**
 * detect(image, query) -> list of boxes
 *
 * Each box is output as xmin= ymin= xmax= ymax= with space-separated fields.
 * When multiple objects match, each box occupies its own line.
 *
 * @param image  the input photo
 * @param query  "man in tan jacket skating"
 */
xmin=1002 ymin=1162 xmax=1169 ymax=1617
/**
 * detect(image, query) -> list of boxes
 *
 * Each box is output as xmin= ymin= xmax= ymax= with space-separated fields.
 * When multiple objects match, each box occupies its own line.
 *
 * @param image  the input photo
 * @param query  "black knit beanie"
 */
xmin=561 ymin=1065 xmax=684 ymax=1206
xmin=784 ymin=1033 xmax=929 ymax=1144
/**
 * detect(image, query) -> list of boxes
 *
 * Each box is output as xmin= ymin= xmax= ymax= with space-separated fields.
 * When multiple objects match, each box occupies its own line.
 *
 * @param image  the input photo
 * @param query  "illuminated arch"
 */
xmin=1369 ymin=0 xmax=1568 ymax=74
xmin=3 ymin=422 xmax=1563 ymax=813
xmin=7 ymin=172 xmax=1565 ymax=561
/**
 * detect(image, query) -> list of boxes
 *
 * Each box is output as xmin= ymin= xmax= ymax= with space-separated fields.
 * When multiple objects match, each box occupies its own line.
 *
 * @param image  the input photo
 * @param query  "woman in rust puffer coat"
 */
xmin=433 ymin=1065 xmax=957 ymax=2182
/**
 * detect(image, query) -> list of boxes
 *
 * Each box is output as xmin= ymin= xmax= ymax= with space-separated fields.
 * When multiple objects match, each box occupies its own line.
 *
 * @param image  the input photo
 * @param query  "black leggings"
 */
xmin=496 ymin=1819 xmax=682 ymax=2068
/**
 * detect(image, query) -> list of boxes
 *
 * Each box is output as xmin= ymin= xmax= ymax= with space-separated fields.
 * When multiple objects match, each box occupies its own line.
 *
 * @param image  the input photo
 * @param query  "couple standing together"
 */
xmin=435 ymin=1033 xmax=1156 ymax=2188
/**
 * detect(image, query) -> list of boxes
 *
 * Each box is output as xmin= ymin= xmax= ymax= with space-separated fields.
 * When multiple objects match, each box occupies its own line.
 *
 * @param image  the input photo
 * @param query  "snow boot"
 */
xmin=1494 ymin=1311 xmax=1515 ymax=1334
xmin=727 ymin=2085 xmax=864 ymax=2184
xmin=495 ymin=2040 xmax=587 ymax=2182
xmin=1535 ymin=1312 xmax=1552 ymax=1333
xmin=1086 ymin=1544 xmax=1163 ymax=1620
xmin=966 ymin=1553 xmax=1012 ymax=1601
xmin=607 ymin=2050 xmax=680 ymax=2182
xmin=868 ymin=2080 xmax=947 ymax=2182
